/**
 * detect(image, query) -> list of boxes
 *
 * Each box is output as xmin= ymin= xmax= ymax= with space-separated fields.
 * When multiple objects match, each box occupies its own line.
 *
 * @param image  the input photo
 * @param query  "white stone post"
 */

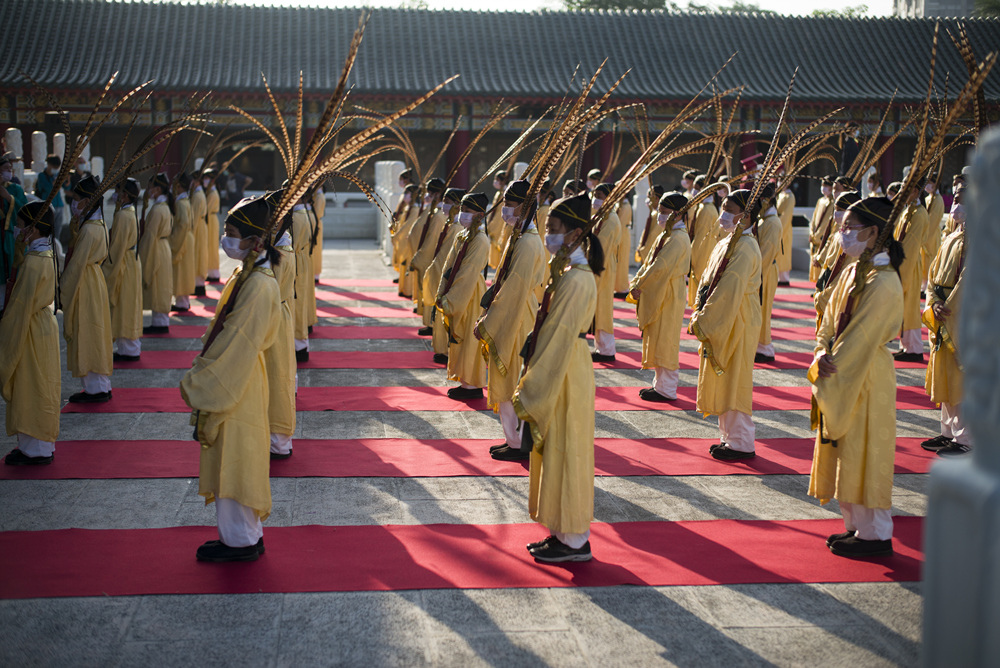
xmin=632 ymin=174 xmax=651 ymax=267
xmin=5 ymin=128 xmax=24 ymax=183
xmin=512 ymin=161 xmax=528 ymax=180
xmin=31 ymin=131 xmax=47 ymax=174
xmin=91 ymin=156 xmax=104 ymax=181
xmin=921 ymin=127 xmax=1000 ymax=667
xmin=53 ymin=134 xmax=66 ymax=163
xmin=375 ymin=160 xmax=405 ymax=254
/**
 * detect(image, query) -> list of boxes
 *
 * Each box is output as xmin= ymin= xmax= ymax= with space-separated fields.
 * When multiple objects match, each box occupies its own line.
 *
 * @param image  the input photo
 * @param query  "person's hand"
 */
xmin=932 ymin=302 xmax=951 ymax=322
xmin=816 ymin=352 xmax=837 ymax=379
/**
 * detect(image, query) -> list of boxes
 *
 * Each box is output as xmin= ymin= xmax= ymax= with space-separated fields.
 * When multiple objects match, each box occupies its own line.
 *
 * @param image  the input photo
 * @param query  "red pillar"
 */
xmin=447 ymin=129 xmax=470 ymax=189
xmin=599 ymin=131 xmax=614 ymax=179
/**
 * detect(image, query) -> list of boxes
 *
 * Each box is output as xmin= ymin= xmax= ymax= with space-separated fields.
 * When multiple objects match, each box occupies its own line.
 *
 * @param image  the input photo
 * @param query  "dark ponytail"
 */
xmin=261 ymin=239 xmax=282 ymax=267
xmin=585 ymin=230 xmax=605 ymax=275
xmin=885 ymin=237 xmax=904 ymax=273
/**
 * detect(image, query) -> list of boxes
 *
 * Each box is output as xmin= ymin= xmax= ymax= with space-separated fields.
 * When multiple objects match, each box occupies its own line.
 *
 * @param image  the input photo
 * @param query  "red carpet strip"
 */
xmin=141 ymin=325 xmax=420 ymax=340
xmin=62 ymin=385 xmax=936 ymax=413
xmin=0 ymin=437 xmax=935 ymax=480
xmin=0 ymin=517 xmax=923 ymax=599
xmin=175 ymin=304 xmax=419 ymax=319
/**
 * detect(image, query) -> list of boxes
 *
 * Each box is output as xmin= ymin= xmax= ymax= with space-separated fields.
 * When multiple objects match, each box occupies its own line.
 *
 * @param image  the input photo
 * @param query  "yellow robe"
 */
xmin=292 ymin=208 xmax=316 ymax=339
xmin=270 ymin=244 xmax=297 ymax=437
xmin=139 ymin=201 xmax=173 ymax=313
xmin=593 ymin=211 xmax=621 ymax=335
xmin=480 ymin=229 xmax=545 ymax=409
xmin=809 ymin=196 xmax=834 ymax=281
xmin=632 ymin=224 xmax=691 ymax=370
xmin=439 ymin=229 xmax=489 ymax=388
xmin=427 ymin=221 xmax=462 ymax=354
xmin=636 ymin=213 xmax=656 ymax=267
xmin=409 ymin=210 xmax=446 ymax=314
xmin=0 ymin=249 xmax=60 ymax=441
xmin=688 ymin=201 xmax=719 ymax=308
xmin=205 ymin=186 xmax=221 ymax=274
xmin=103 ymin=206 xmax=143 ymax=340
xmin=814 ymin=250 xmax=857 ymax=329
xmin=757 ymin=213 xmax=782 ymax=348
xmin=181 ymin=266 xmax=280 ymax=519
xmin=486 ymin=192 xmax=505 ymax=268
xmin=190 ymin=187 xmax=208 ymax=280
xmin=690 ymin=233 xmax=762 ymax=416
xmin=776 ymin=190 xmax=795 ymax=274
xmin=808 ymin=262 xmax=902 ymax=509
xmin=536 ymin=203 xmax=552 ymax=302
xmin=921 ymin=192 xmax=944 ymax=283
xmin=311 ymin=190 xmax=326 ymax=277
xmin=61 ymin=219 xmax=113 ymax=378
xmin=893 ymin=203 xmax=929 ymax=332
xmin=924 ymin=228 xmax=965 ymax=405
xmin=170 ymin=196 xmax=196 ymax=297
xmin=393 ymin=206 xmax=420 ymax=295
xmin=513 ymin=264 xmax=596 ymax=535
xmin=614 ymin=202 xmax=632 ymax=293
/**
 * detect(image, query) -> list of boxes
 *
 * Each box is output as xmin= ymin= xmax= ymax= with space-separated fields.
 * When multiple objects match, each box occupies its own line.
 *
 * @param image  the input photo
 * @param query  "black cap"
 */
xmin=563 ymin=179 xmax=585 ymax=195
xmin=587 ymin=168 xmax=602 ymax=179
xmin=73 ymin=174 xmax=101 ymax=199
xmin=835 ymin=191 xmax=861 ymax=210
xmin=443 ymin=187 xmax=466 ymax=203
xmin=121 ymin=178 xmax=140 ymax=200
xmin=727 ymin=189 xmax=753 ymax=212
xmin=225 ymin=194 xmax=273 ymax=237
xmin=548 ymin=194 xmax=592 ymax=229
xmin=150 ymin=172 xmax=170 ymax=191
xmin=594 ymin=182 xmax=614 ymax=197
xmin=426 ymin=178 xmax=445 ymax=194
xmin=504 ymin=180 xmax=530 ymax=204
xmin=176 ymin=172 xmax=192 ymax=189
xmin=399 ymin=168 xmax=414 ymax=182
xmin=17 ymin=201 xmax=54 ymax=234
xmin=682 ymin=169 xmax=698 ymax=181
xmin=649 ymin=184 xmax=666 ymax=198
xmin=461 ymin=192 xmax=489 ymax=213
xmin=658 ymin=192 xmax=688 ymax=211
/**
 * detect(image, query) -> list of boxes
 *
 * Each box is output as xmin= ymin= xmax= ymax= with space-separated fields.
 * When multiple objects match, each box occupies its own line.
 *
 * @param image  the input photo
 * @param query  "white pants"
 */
xmin=594 ymin=330 xmax=616 ymax=356
xmin=207 ymin=269 xmax=221 ymax=280
xmin=499 ymin=401 xmax=519 ymax=446
xmin=174 ymin=294 xmax=190 ymax=309
xmin=652 ymin=367 xmax=678 ymax=399
xmin=555 ymin=529 xmax=591 ymax=549
xmin=150 ymin=311 xmax=170 ymax=327
xmin=941 ymin=402 xmax=971 ymax=446
xmin=294 ymin=338 xmax=309 ymax=352
xmin=719 ymin=410 xmax=755 ymax=452
xmin=195 ymin=277 xmax=205 ymax=287
xmin=17 ymin=433 xmax=55 ymax=458
xmin=778 ymin=270 xmax=791 ymax=283
xmin=756 ymin=342 xmax=775 ymax=357
xmin=216 ymin=497 xmax=263 ymax=548
xmin=900 ymin=329 xmax=923 ymax=354
xmin=115 ymin=338 xmax=141 ymax=356
xmin=841 ymin=501 xmax=893 ymax=541
xmin=270 ymin=433 xmax=293 ymax=455
xmin=81 ymin=373 xmax=111 ymax=394
xmin=459 ymin=382 xmax=480 ymax=390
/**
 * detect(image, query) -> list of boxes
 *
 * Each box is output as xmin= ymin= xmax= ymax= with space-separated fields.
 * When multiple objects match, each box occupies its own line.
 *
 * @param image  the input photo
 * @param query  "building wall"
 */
xmin=895 ymin=0 xmax=977 ymax=17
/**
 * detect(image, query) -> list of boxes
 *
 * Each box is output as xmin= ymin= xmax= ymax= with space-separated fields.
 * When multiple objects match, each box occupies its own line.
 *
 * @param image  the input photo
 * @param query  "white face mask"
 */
xmin=501 ymin=206 xmax=516 ymax=225
xmin=587 ymin=179 xmax=598 ymax=190
xmin=220 ymin=236 xmax=249 ymax=260
xmin=681 ymin=179 xmax=692 ymax=190
xmin=403 ymin=193 xmax=412 ymax=203
xmin=70 ymin=199 xmax=82 ymax=216
xmin=925 ymin=183 xmax=935 ymax=194
xmin=834 ymin=210 xmax=845 ymax=224
xmin=544 ymin=233 xmax=564 ymax=254
xmin=839 ymin=229 xmax=869 ymax=257
xmin=77 ymin=161 xmax=89 ymax=172
xmin=656 ymin=212 xmax=669 ymax=226
xmin=48 ymin=166 xmax=59 ymax=176
xmin=202 ymin=178 xmax=210 ymax=187
xmin=0 ymin=168 xmax=12 ymax=182
xmin=592 ymin=198 xmax=604 ymax=210
xmin=493 ymin=180 xmax=502 ymax=191
xmin=821 ymin=186 xmax=832 ymax=198
xmin=441 ymin=202 xmax=452 ymax=215
xmin=398 ymin=179 xmax=406 ymax=188
xmin=950 ymin=203 xmax=966 ymax=224
xmin=718 ymin=211 xmax=737 ymax=232
xmin=423 ymin=194 xmax=433 ymax=206
xmin=458 ymin=212 xmax=474 ymax=228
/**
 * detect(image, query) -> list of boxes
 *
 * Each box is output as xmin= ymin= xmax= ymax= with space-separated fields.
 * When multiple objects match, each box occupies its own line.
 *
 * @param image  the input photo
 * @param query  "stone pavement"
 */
xmin=0 ymin=240 xmax=926 ymax=667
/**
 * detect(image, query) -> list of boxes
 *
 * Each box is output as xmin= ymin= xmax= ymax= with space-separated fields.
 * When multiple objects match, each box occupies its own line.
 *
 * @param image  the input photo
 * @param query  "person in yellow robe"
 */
xmin=477 ymin=180 xmax=546 ymax=461
xmin=613 ymin=189 xmax=633 ymax=297
xmin=515 ymin=193 xmax=600 ymax=563
xmin=407 ymin=178 xmax=446 ymax=326
xmin=755 ymin=185 xmax=783 ymax=363
xmin=202 ymin=168 xmax=222 ymax=283
xmin=590 ymin=182 xmax=621 ymax=362
xmin=389 ymin=168 xmax=415 ymax=280
xmin=486 ymin=170 xmax=510 ymax=269
xmin=921 ymin=190 xmax=969 ymax=457
xmin=809 ymin=196 xmax=904 ymax=558
xmin=103 ymin=178 xmax=143 ymax=361
xmin=809 ymin=176 xmax=835 ymax=282
xmin=813 ymin=192 xmax=861 ymax=330
xmin=866 ymin=173 xmax=885 ymax=198
xmin=534 ymin=180 xmax=555 ymax=299
xmin=392 ymin=184 xmax=421 ymax=297
xmin=425 ymin=188 xmax=465 ymax=364
xmin=2 ymin=202 xmax=60 ymax=465
xmin=776 ymin=185 xmax=795 ymax=285
xmin=189 ymin=175 xmax=208 ymax=297
xmin=268 ymin=211 xmax=297 ymax=460
xmin=291 ymin=196 xmax=316 ymax=362
xmin=437 ymin=193 xmax=490 ymax=400
xmin=311 ymin=184 xmax=325 ymax=282
xmin=139 ymin=172 xmax=173 ymax=334
xmin=62 ymin=176 xmax=114 ymax=402
xmin=630 ymin=192 xmax=691 ymax=402
xmin=170 ymin=174 xmax=196 ymax=312
xmin=687 ymin=175 xmax=719 ymax=308
xmin=942 ymin=173 xmax=965 ymax=236
xmin=182 ymin=194 xmax=281 ymax=562
xmin=920 ymin=177 xmax=945 ymax=289
xmin=635 ymin=184 xmax=665 ymax=268
xmin=690 ymin=189 xmax=762 ymax=461
xmin=892 ymin=183 xmax=929 ymax=361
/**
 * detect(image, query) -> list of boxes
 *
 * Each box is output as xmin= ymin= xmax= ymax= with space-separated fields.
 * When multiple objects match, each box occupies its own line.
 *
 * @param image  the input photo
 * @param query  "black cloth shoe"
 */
xmin=392 ymin=278 xmax=399 ymax=284
xmin=308 ymin=325 xmax=313 ymax=335
xmin=447 ymin=386 xmax=483 ymax=401
xmin=417 ymin=327 xmax=433 ymax=336
xmin=314 ymin=278 xmax=319 ymax=285
xmin=920 ymin=435 xmax=954 ymax=452
xmin=531 ymin=538 xmax=592 ymax=563
xmin=826 ymin=531 xmax=855 ymax=547
xmin=591 ymin=352 xmax=616 ymax=363
xmin=170 ymin=304 xmax=190 ymax=313
xmin=412 ymin=307 xmax=419 ymax=313
xmin=4 ymin=448 xmax=53 ymax=466
xmin=196 ymin=540 xmax=261 ymax=563
xmin=491 ymin=445 xmax=529 ymax=461
xmin=638 ymin=387 xmax=675 ymax=402
xmin=527 ymin=535 xmax=556 ymax=552
xmin=433 ymin=353 xmax=448 ymax=365
xmin=143 ymin=325 xmax=169 ymax=335
xmin=708 ymin=443 xmax=725 ymax=454
xmin=270 ymin=450 xmax=292 ymax=461
xmin=207 ymin=277 xmax=223 ymax=284
xmin=295 ymin=349 xmax=309 ymax=363
xmin=710 ymin=444 xmax=756 ymax=461
xmin=892 ymin=351 xmax=924 ymax=363
xmin=938 ymin=442 xmax=973 ymax=457
xmin=754 ymin=353 xmax=775 ymax=364
xmin=68 ymin=391 xmax=112 ymax=404
xmin=113 ymin=352 xmax=140 ymax=362
xmin=199 ymin=537 xmax=265 ymax=555
xmin=829 ymin=536 xmax=893 ymax=558
xmin=777 ymin=280 xmax=791 ymax=287
xmin=193 ymin=286 xmax=207 ymax=297
xmin=489 ymin=442 xmax=510 ymax=453
xmin=613 ymin=291 xmax=628 ymax=299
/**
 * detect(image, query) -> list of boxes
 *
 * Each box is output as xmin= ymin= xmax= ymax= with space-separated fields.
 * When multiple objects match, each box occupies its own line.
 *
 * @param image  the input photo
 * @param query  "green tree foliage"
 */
xmin=976 ymin=0 xmax=1000 ymax=16
xmin=563 ymin=0 xmax=777 ymax=12
xmin=810 ymin=4 xmax=869 ymax=16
